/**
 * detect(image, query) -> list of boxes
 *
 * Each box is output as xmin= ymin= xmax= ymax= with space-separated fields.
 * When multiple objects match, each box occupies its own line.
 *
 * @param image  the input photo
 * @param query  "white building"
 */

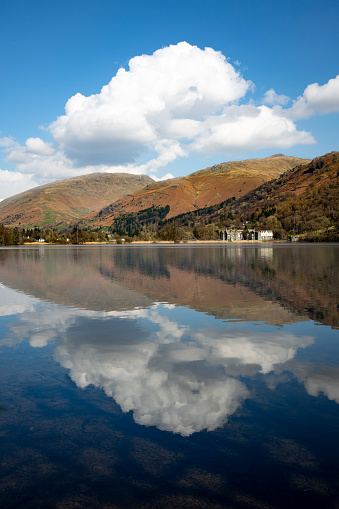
xmin=220 ymin=229 xmax=243 ymax=241
xmin=220 ymin=229 xmax=274 ymax=241
xmin=251 ymin=230 xmax=273 ymax=241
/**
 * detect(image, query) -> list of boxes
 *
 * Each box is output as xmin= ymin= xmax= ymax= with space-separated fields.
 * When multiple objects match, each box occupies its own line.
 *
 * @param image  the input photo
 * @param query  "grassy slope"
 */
xmin=86 ymin=155 xmax=310 ymax=226
xmin=0 ymin=173 xmax=153 ymax=227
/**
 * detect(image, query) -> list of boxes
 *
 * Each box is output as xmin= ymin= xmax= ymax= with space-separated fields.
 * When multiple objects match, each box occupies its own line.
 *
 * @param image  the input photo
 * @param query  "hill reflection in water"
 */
xmin=0 ymin=243 xmax=338 ymax=324
xmin=0 ymin=244 xmax=339 ymax=508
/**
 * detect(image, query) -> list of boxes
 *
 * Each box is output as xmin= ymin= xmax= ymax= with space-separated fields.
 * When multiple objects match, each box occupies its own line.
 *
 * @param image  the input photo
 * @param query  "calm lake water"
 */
xmin=0 ymin=244 xmax=338 ymax=508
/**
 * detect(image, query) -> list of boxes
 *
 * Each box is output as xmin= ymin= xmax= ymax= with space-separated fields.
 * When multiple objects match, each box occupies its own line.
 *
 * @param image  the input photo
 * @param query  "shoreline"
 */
xmin=18 ymin=239 xmax=334 ymax=246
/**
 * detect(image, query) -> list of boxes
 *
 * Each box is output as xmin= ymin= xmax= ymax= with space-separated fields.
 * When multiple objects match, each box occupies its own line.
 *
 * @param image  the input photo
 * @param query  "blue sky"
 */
xmin=0 ymin=0 xmax=338 ymax=199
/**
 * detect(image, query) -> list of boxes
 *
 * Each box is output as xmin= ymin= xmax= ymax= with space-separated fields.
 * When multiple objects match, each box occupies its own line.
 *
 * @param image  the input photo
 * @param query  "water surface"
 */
xmin=0 ymin=244 xmax=338 ymax=508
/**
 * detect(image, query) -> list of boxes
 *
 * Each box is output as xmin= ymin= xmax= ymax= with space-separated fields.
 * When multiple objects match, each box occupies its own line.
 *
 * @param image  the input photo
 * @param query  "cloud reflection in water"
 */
xmin=0 ymin=285 xmax=328 ymax=436
xmin=53 ymin=305 xmax=313 ymax=436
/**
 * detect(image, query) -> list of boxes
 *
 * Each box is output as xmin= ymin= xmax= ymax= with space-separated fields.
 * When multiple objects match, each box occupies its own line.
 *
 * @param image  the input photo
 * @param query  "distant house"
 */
xmin=250 ymin=230 xmax=273 ymax=241
xmin=220 ymin=229 xmax=273 ymax=241
xmin=220 ymin=229 xmax=243 ymax=241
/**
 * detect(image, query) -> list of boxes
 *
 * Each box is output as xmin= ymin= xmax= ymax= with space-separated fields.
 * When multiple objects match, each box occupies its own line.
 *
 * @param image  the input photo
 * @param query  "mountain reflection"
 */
xmin=0 ymin=244 xmax=338 ymax=435
xmin=0 ymin=244 xmax=338 ymax=326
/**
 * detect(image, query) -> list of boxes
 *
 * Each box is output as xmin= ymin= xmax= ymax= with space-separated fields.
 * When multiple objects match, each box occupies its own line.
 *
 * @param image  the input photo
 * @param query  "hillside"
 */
xmin=0 ymin=173 xmax=153 ymax=228
xmin=156 ymin=151 xmax=338 ymax=241
xmin=226 ymin=151 xmax=339 ymax=239
xmin=85 ymin=155 xmax=309 ymax=226
xmin=233 ymin=151 xmax=339 ymax=207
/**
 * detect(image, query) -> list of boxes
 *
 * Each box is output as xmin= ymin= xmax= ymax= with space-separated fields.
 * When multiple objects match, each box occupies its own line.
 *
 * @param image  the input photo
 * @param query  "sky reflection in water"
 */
xmin=0 ymin=245 xmax=339 ymax=508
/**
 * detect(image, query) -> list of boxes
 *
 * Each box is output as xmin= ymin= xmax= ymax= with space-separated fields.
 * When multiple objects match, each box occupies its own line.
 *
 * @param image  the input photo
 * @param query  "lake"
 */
xmin=0 ymin=244 xmax=338 ymax=508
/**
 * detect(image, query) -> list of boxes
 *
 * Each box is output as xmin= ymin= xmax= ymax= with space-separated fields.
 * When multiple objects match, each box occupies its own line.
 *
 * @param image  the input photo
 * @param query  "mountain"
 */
xmin=155 ymin=151 xmax=338 ymax=241
xmin=235 ymin=151 xmax=339 ymax=207
xmin=226 ymin=151 xmax=339 ymax=239
xmin=0 ymin=173 xmax=154 ymax=228
xmin=84 ymin=155 xmax=310 ymax=226
xmin=0 ymin=154 xmax=313 ymax=230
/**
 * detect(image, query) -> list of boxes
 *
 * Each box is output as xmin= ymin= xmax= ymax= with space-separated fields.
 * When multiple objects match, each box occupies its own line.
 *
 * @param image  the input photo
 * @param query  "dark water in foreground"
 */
xmin=0 ymin=244 xmax=338 ymax=508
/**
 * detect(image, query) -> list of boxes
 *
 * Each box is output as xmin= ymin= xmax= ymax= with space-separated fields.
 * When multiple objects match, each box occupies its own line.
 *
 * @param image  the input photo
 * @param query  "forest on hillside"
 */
xmin=1 ymin=152 xmax=338 ymax=245
xmin=1 ymin=174 xmax=338 ymax=244
xmin=102 ymin=170 xmax=338 ymax=242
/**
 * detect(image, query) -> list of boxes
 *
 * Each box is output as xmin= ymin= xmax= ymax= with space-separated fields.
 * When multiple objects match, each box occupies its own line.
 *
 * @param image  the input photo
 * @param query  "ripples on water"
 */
xmin=0 ymin=244 xmax=338 ymax=508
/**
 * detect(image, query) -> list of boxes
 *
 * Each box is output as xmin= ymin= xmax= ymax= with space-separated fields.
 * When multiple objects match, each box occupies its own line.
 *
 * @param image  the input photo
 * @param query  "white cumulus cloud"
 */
xmin=262 ymin=88 xmax=290 ymax=106
xmin=25 ymin=137 xmax=55 ymax=156
xmin=1 ymin=43 xmax=339 ymax=199
xmin=288 ymin=75 xmax=339 ymax=119
xmin=190 ymin=104 xmax=314 ymax=153
xmin=49 ymin=42 xmax=250 ymax=168
xmin=0 ymin=169 xmax=36 ymax=200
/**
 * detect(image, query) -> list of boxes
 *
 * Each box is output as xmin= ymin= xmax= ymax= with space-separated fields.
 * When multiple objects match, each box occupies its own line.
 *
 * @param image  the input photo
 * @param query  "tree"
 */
xmin=158 ymin=223 xmax=184 ymax=242
xmin=0 ymin=224 xmax=12 ymax=245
